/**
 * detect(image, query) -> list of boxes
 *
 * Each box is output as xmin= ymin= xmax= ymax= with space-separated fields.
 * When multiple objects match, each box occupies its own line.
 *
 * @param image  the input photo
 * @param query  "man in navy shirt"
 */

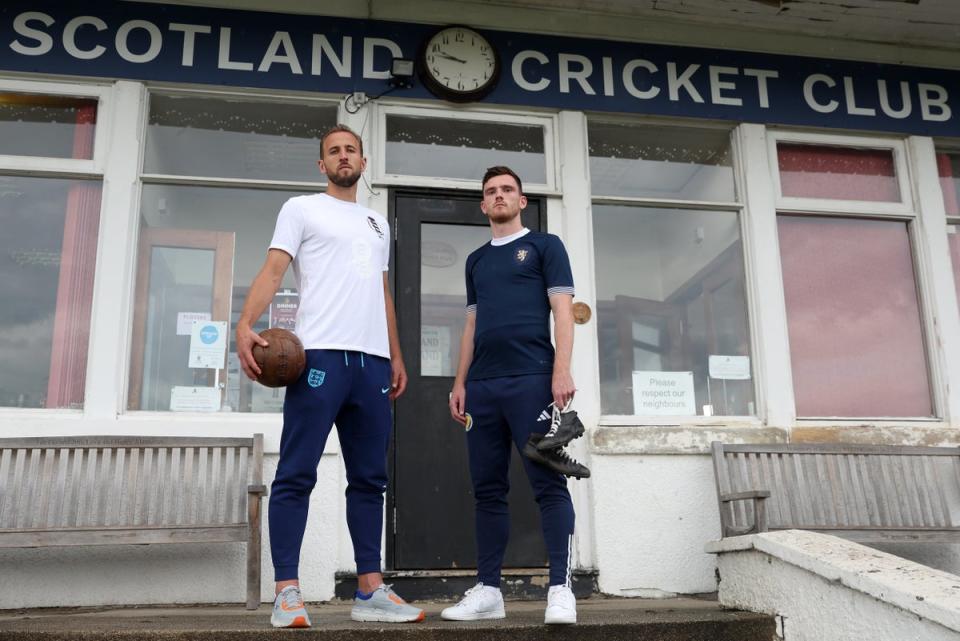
xmin=443 ymin=166 xmax=585 ymax=625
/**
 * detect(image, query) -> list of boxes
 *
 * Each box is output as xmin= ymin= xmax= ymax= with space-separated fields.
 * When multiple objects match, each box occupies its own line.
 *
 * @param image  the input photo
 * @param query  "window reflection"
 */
xmin=588 ymin=123 xmax=735 ymax=201
xmin=0 ymin=93 xmax=97 ymax=159
xmin=0 ymin=175 xmax=101 ymax=408
xmin=131 ymin=184 xmax=304 ymax=413
xmin=145 ymin=95 xmax=337 ymax=182
xmin=592 ymin=205 xmax=754 ymax=416
xmin=386 ymin=115 xmax=546 ymax=183
xmin=420 ymin=223 xmax=491 ymax=377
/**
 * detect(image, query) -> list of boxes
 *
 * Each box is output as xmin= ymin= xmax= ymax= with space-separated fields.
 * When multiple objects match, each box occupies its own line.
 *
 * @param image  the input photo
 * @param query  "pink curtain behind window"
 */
xmin=937 ymin=153 xmax=959 ymax=216
xmin=45 ymin=105 xmax=100 ymax=409
xmin=778 ymin=144 xmax=900 ymax=202
xmin=778 ymin=215 xmax=932 ymax=417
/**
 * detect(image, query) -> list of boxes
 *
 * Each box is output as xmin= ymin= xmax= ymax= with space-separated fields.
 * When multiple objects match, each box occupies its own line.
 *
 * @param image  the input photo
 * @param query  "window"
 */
xmin=777 ymin=143 xmax=900 ymax=202
xmin=0 ymin=93 xmax=97 ymax=159
xmin=778 ymin=216 xmax=932 ymax=418
xmin=0 ymin=88 xmax=104 ymax=409
xmin=129 ymin=93 xmax=337 ymax=413
xmin=936 ymin=151 xmax=960 ymax=312
xmin=589 ymin=122 xmax=753 ymax=417
xmin=772 ymin=135 xmax=932 ymax=418
xmin=379 ymin=107 xmax=555 ymax=190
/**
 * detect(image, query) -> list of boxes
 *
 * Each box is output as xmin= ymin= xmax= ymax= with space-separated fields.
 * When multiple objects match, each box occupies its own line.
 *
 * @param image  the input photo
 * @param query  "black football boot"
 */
xmin=523 ymin=433 xmax=591 ymax=479
xmin=536 ymin=404 xmax=585 ymax=451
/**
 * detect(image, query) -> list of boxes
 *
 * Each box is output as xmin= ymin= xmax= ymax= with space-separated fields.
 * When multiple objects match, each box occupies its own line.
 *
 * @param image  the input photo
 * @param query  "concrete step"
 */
xmin=0 ymin=598 xmax=775 ymax=641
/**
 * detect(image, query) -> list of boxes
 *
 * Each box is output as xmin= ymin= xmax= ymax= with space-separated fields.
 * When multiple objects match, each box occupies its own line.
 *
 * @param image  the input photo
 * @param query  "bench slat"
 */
xmin=897 ymin=455 xmax=924 ymax=527
xmin=876 ymin=455 xmax=902 ymax=527
xmin=0 ymin=449 xmax=12 ymax=528
xmin=0 ymin=525 xmax=248 ymax=548
xmin=911 ymin=456 xmax=935 ymax=527
xmin=854 ymin=455 xmax=877 ymax=527
xmin=843 ymin=454 xmax=867 ymax=526
xmin=224 ymin=448 xmax=236 ymax=526
xmin=838 ymin=455 xmax=860 ymax=526
xmin=721 ymin=444 xmax=960 ymax=456
xmin=735 ymin=454 xmax=753 ymax=527
xmin=925 ymin=456 xmax=950 ymax=527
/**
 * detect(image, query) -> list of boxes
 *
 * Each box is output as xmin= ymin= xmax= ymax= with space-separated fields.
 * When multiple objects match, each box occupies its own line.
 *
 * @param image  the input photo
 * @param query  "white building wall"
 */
xmin=592 ymin=454 xmax=720 ymax=597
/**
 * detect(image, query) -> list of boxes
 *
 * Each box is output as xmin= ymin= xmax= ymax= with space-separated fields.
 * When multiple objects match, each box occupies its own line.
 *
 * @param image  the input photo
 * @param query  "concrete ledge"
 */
xmin=591 ymin=425 xmax=787 ymax=455
xmin=706 ymin=530 xmax=960 ymax=640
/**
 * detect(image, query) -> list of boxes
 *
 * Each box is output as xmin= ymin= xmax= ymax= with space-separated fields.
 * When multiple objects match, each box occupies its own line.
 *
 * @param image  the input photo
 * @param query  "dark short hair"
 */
xmin=481 ymin=166 xmax=523 ymax=194
xmin=320 ymin=124 xmax=363 ymax=155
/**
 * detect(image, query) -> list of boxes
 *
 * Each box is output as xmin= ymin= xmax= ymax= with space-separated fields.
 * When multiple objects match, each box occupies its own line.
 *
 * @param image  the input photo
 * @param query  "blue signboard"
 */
xmin=1 ymin=1 xmax=958 ymax=136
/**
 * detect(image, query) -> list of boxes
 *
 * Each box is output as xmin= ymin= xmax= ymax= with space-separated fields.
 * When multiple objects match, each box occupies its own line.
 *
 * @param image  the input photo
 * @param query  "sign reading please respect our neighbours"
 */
xmin=2 ymin=1 xmax=957 ymax=136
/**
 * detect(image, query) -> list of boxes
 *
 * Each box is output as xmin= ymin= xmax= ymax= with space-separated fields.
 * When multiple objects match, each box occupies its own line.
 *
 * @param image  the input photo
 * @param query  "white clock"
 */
xmin=418 ymin=26 xmax=501 ymax=103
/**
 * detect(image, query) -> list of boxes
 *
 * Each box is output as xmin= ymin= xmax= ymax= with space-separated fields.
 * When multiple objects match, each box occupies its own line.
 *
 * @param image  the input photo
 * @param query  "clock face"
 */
xmin=419 ymin=26 xmax=500 ymax=102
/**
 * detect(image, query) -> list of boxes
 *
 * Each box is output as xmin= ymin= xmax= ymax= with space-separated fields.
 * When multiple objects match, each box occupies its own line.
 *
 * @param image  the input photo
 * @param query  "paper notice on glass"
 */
xmin=632 ymin=371 xmax=696 ymax=416
xmin=176 ymin=311 xmax=211 ymax=335
xmin=421 ymin=325 xmax=451 ymax=377
xmin=170 ymin=386 xmax=220 ymax=412
xmin=188 ymin=321 xmax=227 ymax=369
xmin=708 ymin=355 xmax=751 ymax=380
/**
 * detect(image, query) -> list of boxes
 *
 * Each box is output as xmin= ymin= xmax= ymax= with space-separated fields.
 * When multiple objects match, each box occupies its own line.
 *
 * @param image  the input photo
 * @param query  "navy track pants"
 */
xmin=269 ymin=349 xmax=392 ymax=581
xmin=465 ymin=373 xmax=575 ymax=588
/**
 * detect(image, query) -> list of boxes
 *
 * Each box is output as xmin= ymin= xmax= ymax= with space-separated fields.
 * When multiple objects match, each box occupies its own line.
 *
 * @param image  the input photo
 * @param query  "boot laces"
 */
xmin=544 ymin=400 xmax=573 ymax=439
xmin=545 ymin=403 xmax=562 ymax=438
xmin=552 ymin=446 xmax=583 ymax=467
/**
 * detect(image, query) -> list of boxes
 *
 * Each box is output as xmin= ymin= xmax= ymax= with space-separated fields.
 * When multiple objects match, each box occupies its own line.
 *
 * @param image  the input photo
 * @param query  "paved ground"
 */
xmin=0 ymin=597 xmax=775 ymax=640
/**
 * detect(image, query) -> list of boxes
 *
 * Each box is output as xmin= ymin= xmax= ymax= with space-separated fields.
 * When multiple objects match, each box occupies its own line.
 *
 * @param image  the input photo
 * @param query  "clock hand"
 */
xmin=436 ymin=51 xmax=467 ymax=64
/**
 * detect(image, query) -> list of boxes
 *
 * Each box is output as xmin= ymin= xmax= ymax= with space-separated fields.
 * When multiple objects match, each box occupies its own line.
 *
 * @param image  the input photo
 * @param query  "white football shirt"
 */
xmin=269 ymin=193 xmax=390 ymax=357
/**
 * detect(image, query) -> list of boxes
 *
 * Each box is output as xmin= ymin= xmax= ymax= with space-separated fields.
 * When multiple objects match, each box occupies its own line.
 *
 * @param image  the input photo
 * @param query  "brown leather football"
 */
xmin=252 ymin=328 xmax=306 ymax=387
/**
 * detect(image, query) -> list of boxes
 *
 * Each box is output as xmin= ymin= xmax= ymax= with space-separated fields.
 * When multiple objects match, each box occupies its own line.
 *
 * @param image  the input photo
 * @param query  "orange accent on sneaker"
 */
xmin=279 ymin=601 xmax=304 ymax=612
xmin=414 ymin=610 xmax=426 ymax=622
xmin=289 ymin=616 xmax=309 ymax=628
xmin=388 ymin=593 xmax=407 ymax=605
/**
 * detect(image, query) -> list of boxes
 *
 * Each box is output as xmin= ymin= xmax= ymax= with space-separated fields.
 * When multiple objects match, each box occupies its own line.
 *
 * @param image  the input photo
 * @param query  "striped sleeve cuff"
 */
xmin=547 ymin=286 xmax=575 ymax=297
xmin=466 ymin=304 xmax=477 ymax=315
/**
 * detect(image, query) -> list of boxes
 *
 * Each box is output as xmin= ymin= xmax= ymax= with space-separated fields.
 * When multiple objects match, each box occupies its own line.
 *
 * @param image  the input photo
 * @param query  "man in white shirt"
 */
xmin=236 ymin=125 xmax=423 ymax=627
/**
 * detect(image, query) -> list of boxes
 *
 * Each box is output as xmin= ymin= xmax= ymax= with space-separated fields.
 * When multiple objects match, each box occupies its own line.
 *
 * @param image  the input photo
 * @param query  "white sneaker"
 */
xmin=441 ymin=583 xmax=506 ymax=621
xmin=544 ymin=584 xmax=576 ymax=624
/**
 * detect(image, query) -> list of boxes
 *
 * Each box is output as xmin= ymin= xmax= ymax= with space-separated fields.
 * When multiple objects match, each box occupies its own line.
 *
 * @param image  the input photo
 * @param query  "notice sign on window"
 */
xmin=188 ymin=321 xmax=227 ymax=369
xmin=421 ymin=325 xmax=451 ymax=377
xmin=708 ymin=355 xmax=751 ymax=380
xmin=632 ymin=371 xmax=696 ymax=416
xmin=170 ymin=386 xmax=220 ymax=412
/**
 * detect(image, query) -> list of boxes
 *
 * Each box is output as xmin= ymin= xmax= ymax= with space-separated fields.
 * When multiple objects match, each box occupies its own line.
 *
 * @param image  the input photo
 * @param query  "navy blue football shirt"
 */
xmin=465 ymin=229 xmax=575 ymax=381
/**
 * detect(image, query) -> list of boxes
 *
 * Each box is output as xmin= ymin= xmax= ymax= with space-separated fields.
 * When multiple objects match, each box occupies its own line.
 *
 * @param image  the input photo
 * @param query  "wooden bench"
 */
xmin=711 ymin=442 xmax=960 ymax=543
xmin=0 ymin=435 xmax=266 ymax=609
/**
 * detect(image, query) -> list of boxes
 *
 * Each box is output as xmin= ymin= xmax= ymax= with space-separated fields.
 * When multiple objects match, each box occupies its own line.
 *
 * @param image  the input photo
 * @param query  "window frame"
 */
xmin=0 ymin=78 xmax=111 ymax=177
xmin=768 ymin=130 xmax=914 ymax=217
xmin=586 ymin=115 xmax=759 ymax=426
xmin=372 ymin=103 xmax=560 ymax=194
xmin=0 ymin=78 xmax=111 ymax=414
xmin=768 ymin=129 xmax=942 ymax=423
xmin=126 ymin=87 xmax=343 ymax=416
